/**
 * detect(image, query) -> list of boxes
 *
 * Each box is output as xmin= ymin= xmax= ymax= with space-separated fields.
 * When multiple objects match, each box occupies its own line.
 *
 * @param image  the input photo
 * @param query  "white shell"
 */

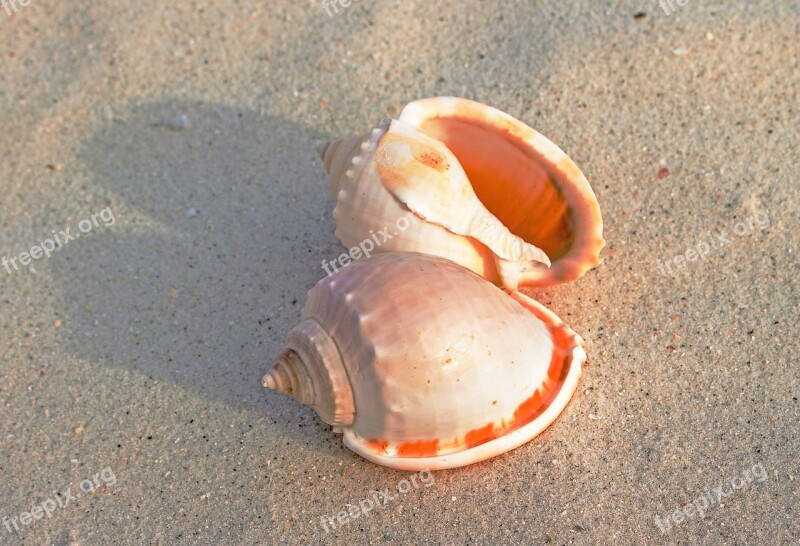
xmin=263 ymin=252 xmax=585 ymax=470
xmin=319 ymin=97 xmax=605 ymax=289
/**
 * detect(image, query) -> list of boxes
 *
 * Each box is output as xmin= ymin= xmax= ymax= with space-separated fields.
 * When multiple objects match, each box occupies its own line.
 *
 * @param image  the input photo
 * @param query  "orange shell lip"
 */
xmin=342 ymin=291 xmax=585 ymax=471
xmin=398 ymin=96 xmax=605 ymax=288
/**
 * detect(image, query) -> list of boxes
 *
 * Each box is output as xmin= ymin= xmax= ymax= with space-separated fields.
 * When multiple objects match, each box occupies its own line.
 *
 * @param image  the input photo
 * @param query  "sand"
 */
xmin=0 ymin=0 xmax=797 ymax=544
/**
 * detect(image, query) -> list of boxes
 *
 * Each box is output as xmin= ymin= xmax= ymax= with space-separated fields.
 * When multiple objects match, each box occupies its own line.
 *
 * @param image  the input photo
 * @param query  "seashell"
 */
xmin=262 ymin=252 xmax=586 ymax=470
xmin=318 ymin=97 xmax=605 ymax=289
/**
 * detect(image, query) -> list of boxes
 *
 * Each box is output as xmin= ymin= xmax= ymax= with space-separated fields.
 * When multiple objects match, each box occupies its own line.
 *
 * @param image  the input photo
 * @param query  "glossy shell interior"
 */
xmin=398 ymin=97 xmax=605 ymax=287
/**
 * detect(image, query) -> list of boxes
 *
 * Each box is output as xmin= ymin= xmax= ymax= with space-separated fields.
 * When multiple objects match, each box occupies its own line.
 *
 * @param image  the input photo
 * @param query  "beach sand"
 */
xmin=0 ymin=1 xmax=797 ymax=543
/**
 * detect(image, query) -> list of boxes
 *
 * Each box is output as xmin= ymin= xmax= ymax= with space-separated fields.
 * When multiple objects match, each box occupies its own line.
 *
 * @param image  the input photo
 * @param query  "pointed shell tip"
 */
xmin=261 ymin=369 xmax=279 ymax=391
xmin=262 ymin=363 xmax=292 ymax=395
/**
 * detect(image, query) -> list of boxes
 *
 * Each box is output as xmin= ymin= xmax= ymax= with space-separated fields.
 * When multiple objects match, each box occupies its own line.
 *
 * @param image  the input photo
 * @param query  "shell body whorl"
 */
xmin=263 ymin=252 xmax=585 ymax=470
xmin=320 ymin=97 xmax=605 ymax=289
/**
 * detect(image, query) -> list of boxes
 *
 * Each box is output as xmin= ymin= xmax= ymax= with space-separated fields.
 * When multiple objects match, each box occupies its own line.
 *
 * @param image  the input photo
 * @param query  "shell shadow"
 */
xmin=53 ymin=100 xmax=347 ymax=440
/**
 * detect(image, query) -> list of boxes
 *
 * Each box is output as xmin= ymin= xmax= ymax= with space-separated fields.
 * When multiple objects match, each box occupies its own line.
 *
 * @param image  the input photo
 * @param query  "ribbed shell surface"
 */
xmin=301 ymin=253 xmax=554 ymax=443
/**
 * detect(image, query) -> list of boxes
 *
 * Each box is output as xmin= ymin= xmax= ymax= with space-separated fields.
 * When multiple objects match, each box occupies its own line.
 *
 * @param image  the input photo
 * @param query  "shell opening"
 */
xmin=398 ymin=97 xmax=605 ymax=287
xmin=416 ymin=117 xmax=575 ymax=261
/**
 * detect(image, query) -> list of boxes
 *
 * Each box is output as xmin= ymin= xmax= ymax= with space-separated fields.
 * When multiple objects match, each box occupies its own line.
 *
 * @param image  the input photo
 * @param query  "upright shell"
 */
xmin=319 ymin=97 xmax=605 ymax=289
xmin=262 ymin=252 xmax=585 ymax=470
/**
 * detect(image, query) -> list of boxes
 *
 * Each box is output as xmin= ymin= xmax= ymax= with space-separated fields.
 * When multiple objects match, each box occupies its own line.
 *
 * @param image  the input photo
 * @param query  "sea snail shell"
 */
xmin=319 ymin=97 xmax=605 ymax=289
xmin=262 ymin=252 xmax=585 ymax=470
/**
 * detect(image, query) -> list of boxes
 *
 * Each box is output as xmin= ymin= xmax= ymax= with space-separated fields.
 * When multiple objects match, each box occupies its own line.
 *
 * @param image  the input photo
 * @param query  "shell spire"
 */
xmin=317 ymin=135 xmax=364 ymax=196
xmin=262 ymin=349 xmax=312 ymax=402
xmin=318 ymin=121 xmax=390 ymax=197
xmin=262 ymin=320 xmax=355 ymax=427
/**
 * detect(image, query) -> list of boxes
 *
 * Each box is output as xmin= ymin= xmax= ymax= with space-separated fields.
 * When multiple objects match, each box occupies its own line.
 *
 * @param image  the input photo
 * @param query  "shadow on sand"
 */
xmin=53 ymin=100 xmax=348 ymax=442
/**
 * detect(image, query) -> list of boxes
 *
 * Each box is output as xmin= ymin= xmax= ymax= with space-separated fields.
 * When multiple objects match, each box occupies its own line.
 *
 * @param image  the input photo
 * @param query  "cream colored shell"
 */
xmin=319 ymin=97 xmax=605 ymax=289
xmin=262 ymin=252 xmax=585 ymax=470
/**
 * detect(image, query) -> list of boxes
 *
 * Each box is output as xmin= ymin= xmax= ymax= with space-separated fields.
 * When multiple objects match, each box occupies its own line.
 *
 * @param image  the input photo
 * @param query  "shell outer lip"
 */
xmin=342 ymin=291 xmax=585 ymax=471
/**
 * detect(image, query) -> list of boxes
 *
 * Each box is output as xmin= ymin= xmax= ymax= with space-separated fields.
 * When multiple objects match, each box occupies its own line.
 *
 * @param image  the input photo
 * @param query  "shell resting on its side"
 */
xmin=262 ymin=252 xmax=585 ymax=470
xmin=319 ymin=97 xmax=605 ymax=289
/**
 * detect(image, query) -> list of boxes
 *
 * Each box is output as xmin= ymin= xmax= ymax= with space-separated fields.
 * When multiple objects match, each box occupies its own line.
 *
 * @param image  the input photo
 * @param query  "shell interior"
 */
xmin=417 ymin=117 xmax=574 ymax=260
xmin=399 ymin=97 xmax=605 ymax=287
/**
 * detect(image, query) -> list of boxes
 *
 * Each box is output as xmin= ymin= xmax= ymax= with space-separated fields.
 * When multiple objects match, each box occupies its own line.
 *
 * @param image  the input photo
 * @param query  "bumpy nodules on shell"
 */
xmin=317 ymin=135 xmax=365 ymax=197
xmin=318 ymin=97 xmax=605 ymax=289
xmin=263 ymin=252 xmax=585 ymax=470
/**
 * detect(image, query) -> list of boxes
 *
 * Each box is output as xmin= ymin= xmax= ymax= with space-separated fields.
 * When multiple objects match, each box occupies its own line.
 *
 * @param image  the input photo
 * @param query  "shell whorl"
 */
xmin=318 ymin=120 xmax=390 ymax=197
xmin=262 ymin=320 xmax=355 ymax=427
xmin=318 ymin=136 xmax=362 ymax=197
xmin=262 ymin=349 xmax=314 ymax=401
